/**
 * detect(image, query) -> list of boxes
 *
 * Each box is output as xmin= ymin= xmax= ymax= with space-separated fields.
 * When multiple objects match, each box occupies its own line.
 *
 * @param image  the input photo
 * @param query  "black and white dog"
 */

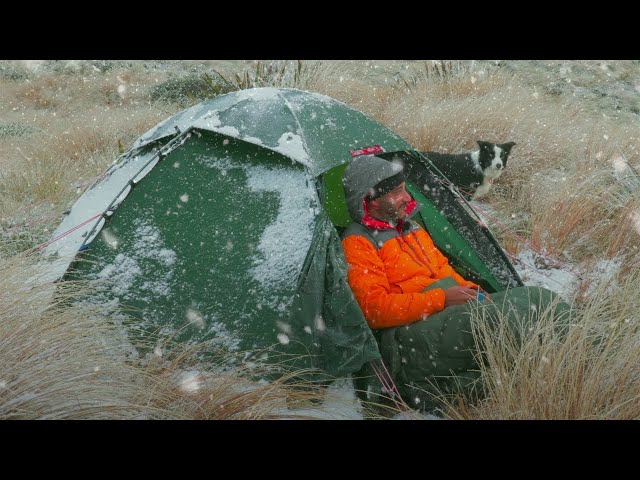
xmin=420 ymin=140 xmax=516 ymax=200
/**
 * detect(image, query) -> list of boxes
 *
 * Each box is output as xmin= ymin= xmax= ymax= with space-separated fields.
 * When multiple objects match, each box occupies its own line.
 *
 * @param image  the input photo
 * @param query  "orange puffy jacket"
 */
xmin=342 ymin=222 xmax=479 ymax=329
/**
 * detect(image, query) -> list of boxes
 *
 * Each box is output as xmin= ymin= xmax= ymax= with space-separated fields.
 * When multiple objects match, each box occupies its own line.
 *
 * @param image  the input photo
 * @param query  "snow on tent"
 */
xmin=44 ymin=87 xmax=523 ymax=382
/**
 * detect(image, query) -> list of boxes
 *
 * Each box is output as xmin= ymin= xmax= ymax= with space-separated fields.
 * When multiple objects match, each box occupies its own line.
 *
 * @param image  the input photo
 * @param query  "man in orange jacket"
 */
xmin=341 ymin=154 xmax=568 ymax=412
xmin=341 ymin=154 xmax=489 ymax=330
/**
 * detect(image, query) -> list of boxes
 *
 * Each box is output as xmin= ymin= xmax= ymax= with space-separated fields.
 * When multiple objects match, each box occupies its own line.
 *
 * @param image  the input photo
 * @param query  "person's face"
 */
xmin=368 ymin=181 xmax=412 ymax=223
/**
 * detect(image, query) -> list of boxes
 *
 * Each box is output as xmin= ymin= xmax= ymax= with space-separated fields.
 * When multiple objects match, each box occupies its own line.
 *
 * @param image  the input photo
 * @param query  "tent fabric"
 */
xmin=43 ymin=141 xmax=179 ymax=283
xmin=45 ymin=88 xmax=411 ymax=282
xmin=66 ymin=132 xmax=321 ymax=353
xmin=286 ymin=211 xmax=381 ymax=377
xmin=133 ymin=88 xmax=413 ymax=177
xmin=49 ymin=87 xmax=410 ymax=378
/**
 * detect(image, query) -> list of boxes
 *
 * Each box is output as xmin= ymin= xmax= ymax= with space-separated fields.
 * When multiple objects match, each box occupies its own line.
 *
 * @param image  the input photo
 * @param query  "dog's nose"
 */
xmin=496 ymin=164 xmax=502 ymax=169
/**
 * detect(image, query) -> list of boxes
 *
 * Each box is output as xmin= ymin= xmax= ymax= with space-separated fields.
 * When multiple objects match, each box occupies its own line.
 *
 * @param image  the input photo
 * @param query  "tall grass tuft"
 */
xmin=440 ymin=270 xmax=640 ymax=419
xmin=0 ymin=254 xmax=333 ymax=419
xmin=209 ymin=60 xmax=328 ymax=92
xmin=0 ymin=254 xmax=141 ymax=419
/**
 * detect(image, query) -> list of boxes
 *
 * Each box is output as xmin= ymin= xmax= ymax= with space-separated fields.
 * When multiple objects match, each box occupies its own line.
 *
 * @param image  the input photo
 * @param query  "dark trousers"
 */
xmin=354 ymin=278 xmax=572 ymax=413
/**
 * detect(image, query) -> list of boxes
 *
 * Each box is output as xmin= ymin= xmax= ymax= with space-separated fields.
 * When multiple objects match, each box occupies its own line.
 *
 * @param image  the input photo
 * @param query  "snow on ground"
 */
xmin=514 ymin=249 xmax=579 ymax=301
xmin=470 ymin=199 xmax=589 ymax=302
xmin=284 ymin=377 xmax=439 ymax=420
xmin=284 ymin=377 xmax=365 ymax=420
xmin=471 ymin=195 xmax=628 ymax=302
xmin=512 ymin=249 xmax=622 ymax=302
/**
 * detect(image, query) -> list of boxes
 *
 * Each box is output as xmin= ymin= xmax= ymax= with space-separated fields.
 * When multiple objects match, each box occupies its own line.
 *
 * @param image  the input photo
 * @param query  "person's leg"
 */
xmin=377 ymin=301 xmax=481 ymax=412
xmin=477 ymin=286 xmax=572 ymax=341
xmin=377 ymin=282 xmax=571 ymax=412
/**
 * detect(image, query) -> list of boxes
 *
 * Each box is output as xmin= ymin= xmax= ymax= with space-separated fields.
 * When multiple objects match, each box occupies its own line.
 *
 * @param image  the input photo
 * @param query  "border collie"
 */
xmin=420 ymin=140 xmax=516 ymax=200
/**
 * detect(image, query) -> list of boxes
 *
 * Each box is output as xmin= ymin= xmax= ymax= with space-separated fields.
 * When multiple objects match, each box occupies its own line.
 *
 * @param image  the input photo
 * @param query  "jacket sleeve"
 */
xmin=341 ymin=235 xmax=447 ymax=329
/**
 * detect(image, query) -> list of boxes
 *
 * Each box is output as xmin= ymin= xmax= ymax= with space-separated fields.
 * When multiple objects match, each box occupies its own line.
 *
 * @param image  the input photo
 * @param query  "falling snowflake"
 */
xmin=179 ymin=371 xmax=201 ymax=393
xmin=276 ymin=321 xmax=292 ymax=334
xmin=186 ymin=307 xmax=205 ymax=329
xmin=101 ymin=229 xmax=119 ymax=249
xmin=314 ymin=315 xmax=326 ymax=332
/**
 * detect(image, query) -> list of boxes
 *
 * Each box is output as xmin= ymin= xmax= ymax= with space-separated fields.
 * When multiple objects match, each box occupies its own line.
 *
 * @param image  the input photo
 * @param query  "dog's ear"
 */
xmin=501 ymin=141 xmax=516 ymax=153
xmin=477 ymin=140 xmax=492 ymax=151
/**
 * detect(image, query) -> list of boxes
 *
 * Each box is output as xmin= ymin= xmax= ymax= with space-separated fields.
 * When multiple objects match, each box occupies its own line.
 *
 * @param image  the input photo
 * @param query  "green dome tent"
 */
xmin=45 ymin=87 xmax=522 ymax=381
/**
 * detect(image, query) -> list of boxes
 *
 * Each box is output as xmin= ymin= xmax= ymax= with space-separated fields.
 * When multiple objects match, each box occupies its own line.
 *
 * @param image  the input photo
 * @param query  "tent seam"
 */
xmin=276 ymin=90 xmax=312 ymax=169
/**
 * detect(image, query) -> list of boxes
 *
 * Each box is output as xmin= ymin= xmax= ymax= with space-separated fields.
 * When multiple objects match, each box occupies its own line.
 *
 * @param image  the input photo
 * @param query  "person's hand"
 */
xmin=443 ymin=286 xmax=482 ymax=307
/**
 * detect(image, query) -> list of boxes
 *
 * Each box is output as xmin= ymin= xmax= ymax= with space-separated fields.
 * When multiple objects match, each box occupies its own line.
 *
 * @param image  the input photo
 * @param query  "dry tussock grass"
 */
xmin=376 ymin=64 xmax=640 ymax=280
xmin=440 ymin=269 xmax=640 ymax=419
xmin=0 ymin=255 xmax=141 ymax=419
xmin=608 ymin=197 xmax=640 ymax=259
xmin=381 ymin=73 xmax=528 ymax=151
xmin=394 ymin=61 xmax=508 ymax=100
xmin=0 ymin=254 xmax=330 ymax=419
xmin=315 ymin=76 xmax=398 ymax=121
xmin=133 ymin=355 xmax=329 ymax=420
xmin=1 ymin=67 xmax=165 ymax=113
xmin=504 ymin=145 xmax=640 ymax=272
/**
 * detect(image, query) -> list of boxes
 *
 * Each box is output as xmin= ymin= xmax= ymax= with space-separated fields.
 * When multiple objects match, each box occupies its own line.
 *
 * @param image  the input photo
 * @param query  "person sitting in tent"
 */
xmin=341 ymin=154 xmax=570 ymax=412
